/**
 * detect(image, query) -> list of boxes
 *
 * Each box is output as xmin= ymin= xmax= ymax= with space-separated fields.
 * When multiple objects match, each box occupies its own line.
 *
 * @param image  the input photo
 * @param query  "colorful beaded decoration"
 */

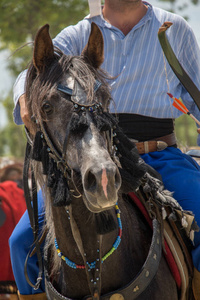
xmin=54 ymin=203 xmax=122 ymax=270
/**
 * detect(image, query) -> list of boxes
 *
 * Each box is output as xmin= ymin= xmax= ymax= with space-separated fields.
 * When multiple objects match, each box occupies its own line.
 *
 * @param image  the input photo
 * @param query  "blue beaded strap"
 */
xmin=54 ymin=203 xmax=122 ymax=270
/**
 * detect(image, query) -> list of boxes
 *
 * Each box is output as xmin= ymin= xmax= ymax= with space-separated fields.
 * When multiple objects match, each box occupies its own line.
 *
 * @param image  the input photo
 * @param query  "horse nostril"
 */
xmin=85 ymin=170 xmax=97 ymax=191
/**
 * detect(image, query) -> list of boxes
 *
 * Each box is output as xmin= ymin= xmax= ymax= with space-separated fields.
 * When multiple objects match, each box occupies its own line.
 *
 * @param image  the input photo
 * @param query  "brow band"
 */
xmin=57 ymin=80 xmax=102 ymax=96
xmin=57 ymin=84 xmax=73 ymax=95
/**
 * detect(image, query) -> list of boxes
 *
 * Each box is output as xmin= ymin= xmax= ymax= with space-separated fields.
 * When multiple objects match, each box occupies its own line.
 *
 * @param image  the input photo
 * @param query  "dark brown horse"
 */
xmin=24 ymin=23 xmax=185 ymax=300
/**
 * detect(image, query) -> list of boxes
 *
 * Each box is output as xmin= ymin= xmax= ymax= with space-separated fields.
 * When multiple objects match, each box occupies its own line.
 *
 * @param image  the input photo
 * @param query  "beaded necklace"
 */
xmin=55 ymin=203 xmax=122 ymax=270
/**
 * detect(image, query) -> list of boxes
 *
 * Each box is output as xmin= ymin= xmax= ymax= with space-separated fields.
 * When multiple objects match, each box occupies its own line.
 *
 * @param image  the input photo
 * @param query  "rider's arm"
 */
xmin=13 ymin=70 xmax=27 ymax=125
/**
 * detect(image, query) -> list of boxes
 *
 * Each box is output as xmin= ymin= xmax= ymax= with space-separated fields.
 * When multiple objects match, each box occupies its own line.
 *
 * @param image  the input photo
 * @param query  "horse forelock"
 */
xmin=25 ymin=47 xmax=112 ymax=126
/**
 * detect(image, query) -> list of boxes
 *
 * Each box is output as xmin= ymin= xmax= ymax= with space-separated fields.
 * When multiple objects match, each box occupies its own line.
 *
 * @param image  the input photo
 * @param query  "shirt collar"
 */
xmin=86 ymin=1 xmax=152 ymax=18
xmin=85 ymin=2 xmax=153 ymax=34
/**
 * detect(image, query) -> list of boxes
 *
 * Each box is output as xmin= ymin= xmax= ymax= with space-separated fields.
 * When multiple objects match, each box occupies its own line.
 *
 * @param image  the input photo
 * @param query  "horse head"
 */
xmin=26 ymin=23 xmax=122 ymax=214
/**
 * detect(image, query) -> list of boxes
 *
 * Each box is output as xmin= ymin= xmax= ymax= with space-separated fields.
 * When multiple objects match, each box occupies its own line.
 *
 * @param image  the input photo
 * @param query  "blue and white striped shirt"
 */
xmin=13 ymin=2 xmax=200 ymax=125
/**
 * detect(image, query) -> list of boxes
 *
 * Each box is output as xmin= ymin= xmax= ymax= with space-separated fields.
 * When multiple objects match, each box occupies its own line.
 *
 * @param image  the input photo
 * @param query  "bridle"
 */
xmin=23 ymin=78 xmax=118 ymax=294
xmin=38 ymin=79 xmax=116 ymax=178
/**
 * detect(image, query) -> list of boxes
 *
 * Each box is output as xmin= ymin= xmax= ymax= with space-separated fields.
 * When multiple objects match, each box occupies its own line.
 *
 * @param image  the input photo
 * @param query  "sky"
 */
xmin=0 ymin=0 xmax=200 ymax=128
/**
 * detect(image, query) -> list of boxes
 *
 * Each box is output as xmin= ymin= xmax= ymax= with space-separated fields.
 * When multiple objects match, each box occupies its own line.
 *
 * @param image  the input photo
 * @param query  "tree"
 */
xmin=0 ymin=93 xmax=26 ymax=157
xmin=158 ymin=0 xmax=199 ymax=20
xmin=0 ymin=0 xmax=88 ymax=157
xmin=0 ymin=0 xmax=88 ymax=74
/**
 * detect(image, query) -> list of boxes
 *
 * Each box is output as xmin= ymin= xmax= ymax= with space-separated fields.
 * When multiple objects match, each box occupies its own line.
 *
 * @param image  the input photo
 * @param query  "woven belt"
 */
xmin=133 ymin=133 xmax=177 ymax=155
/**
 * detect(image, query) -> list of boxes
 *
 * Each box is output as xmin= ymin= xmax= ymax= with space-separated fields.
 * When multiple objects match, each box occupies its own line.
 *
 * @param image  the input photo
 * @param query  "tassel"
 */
xmin=190 ymin=230 xmax=194 ymax=242
xmin=168 ymin=212 xmax=177 ymax=222
xmin=181 ymin=215 xmax=188 ymax=228
xmin=41 ymin=145 xmax=49 ymax=175
xmin=95 ymin=211 xmax=117 ymax=234
xmin=93 ymin=114 xmax=111 ymax=131
xmin=70 ymin=113 xmax=89 ymax=133
xmin=111 ymin=124 xmax=146 ymax=191
xmin=162 ymin=207 xmax=167 ymax=220
xmin=53 ymin=175 xmax=71 ymax=207
xmin=32 ymin=131 xmax=43 ymax=161
xmin=47 ymin=159 xmax=57 ymax=188
xmin=114 ymin=127 xmax=137 ymax=152
xmin=119 ymin=156 xmax=145 ymax=180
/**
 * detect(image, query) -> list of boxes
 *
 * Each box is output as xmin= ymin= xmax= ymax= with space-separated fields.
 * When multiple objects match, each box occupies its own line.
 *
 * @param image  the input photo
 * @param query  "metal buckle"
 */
xmin=157 ymin=141 xmax=168 ymax=151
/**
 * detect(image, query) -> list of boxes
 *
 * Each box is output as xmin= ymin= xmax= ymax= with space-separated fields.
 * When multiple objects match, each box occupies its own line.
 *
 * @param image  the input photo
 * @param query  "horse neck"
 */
xmin=52 ymin=198 xmax=118 ymax=262
xmin=50 ymin=197 xmax=120 ymax=297
xmin=49 ymin=195 xmax=153 ymax=298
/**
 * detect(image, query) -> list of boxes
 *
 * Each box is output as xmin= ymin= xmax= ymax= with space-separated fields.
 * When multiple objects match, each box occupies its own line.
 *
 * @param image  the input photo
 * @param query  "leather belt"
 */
xmin=133 ymin=133 xmax=177 ymax=155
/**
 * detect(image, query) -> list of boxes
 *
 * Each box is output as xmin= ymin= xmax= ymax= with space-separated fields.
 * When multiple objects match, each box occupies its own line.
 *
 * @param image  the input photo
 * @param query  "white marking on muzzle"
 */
xmin=101 ymin=168 xmax=108 ymax=198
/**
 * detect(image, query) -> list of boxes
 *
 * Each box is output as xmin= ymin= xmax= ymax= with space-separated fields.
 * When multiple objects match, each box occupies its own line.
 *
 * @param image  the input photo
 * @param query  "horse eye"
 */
xmin=42 ymin=101 xmax=53 ymax=114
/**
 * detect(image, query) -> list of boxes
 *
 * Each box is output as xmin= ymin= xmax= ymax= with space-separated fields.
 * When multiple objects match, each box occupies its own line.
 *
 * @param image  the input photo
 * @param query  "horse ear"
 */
xmin=82 ymin=22 xmax=104 ymax=68
xmin=33 ymin=24 xmax=54 ymax=73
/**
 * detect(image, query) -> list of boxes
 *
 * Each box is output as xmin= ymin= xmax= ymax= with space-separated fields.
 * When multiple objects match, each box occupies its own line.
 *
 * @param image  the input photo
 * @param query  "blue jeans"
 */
xmin=9 ymin=147 xmax=200 ymax=294
xmin=9 ymin=189 xmax=46 ymax=294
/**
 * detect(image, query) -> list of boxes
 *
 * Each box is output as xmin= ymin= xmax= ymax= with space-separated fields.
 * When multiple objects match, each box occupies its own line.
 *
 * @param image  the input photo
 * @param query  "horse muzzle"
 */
xmin=82 ymin=162 xmax=121 ymax=213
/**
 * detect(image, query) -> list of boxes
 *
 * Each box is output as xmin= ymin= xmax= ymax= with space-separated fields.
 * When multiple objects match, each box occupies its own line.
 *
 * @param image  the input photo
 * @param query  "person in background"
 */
xmin=0 ymin=162 xmax=26 ymax=299
xmin=10 ymin=0 xmax=200 ymax=299
xmin=0 ymin=163 xmax=23 ymax=189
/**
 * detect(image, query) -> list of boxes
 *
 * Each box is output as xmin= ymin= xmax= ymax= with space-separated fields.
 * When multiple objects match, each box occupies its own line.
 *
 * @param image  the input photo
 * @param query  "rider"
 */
xmin=10 ymin=0 xmax=200 ymax=299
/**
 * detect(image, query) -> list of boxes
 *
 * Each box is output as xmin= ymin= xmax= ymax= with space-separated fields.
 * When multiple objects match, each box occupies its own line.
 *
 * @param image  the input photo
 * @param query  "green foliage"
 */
xmin=0 ymin=0 xmax=88 ymax=76
xmin=0 ymin=0 xmax=88 ymax=158
xmin=158 ymin=0 xmax=199 ymax=15
xmin=0 ymin=93 xmax=26 ymax=157
xmin=175 ymin=114 xmax=198 ymax=148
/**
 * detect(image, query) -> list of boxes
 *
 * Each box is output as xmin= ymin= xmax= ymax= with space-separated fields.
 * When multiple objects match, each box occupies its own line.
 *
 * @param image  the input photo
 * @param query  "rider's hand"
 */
xmin=197 ymin=128 xmax=200 ymax=134
xmin=19 ymin=94 xmax=34 ymax=134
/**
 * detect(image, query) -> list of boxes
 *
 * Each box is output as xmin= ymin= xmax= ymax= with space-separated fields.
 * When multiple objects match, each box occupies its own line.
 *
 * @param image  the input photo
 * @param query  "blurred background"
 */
xmin=0 ymin=0 xmax=200 ymax=161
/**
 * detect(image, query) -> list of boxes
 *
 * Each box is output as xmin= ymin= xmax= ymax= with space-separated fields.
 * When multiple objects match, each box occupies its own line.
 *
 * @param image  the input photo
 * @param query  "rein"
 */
xmin=64 ymin=205 xmax=103 ymax=299
xmin=23 ymin=140 xmax=43 ymax=290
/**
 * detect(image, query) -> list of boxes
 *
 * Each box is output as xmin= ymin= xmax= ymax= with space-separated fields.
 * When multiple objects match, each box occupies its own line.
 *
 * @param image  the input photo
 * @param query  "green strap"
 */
xmin=158 ymin=22 xmax=200 ymax=111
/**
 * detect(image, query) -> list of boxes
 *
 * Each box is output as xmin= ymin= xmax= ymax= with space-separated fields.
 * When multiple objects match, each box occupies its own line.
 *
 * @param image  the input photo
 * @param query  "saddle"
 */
xmin=129 ymin=176 xmax=197 ymax=300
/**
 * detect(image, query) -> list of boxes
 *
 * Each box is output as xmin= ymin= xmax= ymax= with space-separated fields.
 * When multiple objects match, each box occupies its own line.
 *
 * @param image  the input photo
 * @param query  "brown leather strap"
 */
xmin=135 ymin=133 xmax=177 ymax=154
xmin=192 ymin=268 xmax=200 ymax=300
xmin=0 ymin=282 xmax=17 ymax=294
xmin=17 ymin=291 xmax=47 ymax=300
xmin=0 ymin=295 xmax=19 ymax=300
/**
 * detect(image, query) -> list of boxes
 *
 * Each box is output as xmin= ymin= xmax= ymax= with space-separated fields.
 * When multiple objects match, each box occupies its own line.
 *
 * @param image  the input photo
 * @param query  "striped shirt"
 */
xmin=13 ymin=2 xmax=200 ymax=125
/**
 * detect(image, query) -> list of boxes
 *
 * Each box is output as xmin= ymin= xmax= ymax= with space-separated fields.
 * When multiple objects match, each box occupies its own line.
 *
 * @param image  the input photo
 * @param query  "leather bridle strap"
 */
xmin=67 ymin=205 xmax=102 ymax=299
xmin=158 ymin=21 xmax=200 ymax=111
xmin=23 ymin=140 xmax=43 ymax=290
